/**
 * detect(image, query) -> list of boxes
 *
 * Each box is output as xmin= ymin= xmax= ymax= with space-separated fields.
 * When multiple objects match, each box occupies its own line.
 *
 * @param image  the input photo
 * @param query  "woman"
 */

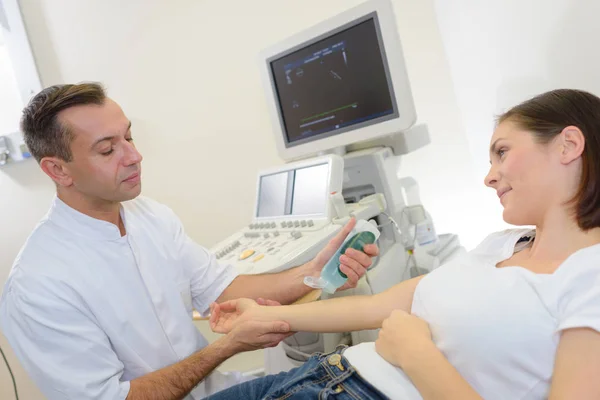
xmin=207 ymin=89 xmax=600 ymax=399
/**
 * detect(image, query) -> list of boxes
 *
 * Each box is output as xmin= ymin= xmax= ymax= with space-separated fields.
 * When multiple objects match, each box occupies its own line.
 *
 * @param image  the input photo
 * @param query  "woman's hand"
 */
xmin=209 ymin=298 xmax=261 ymax=334
xmin=375 ymin=309 xmax=434 ymax=368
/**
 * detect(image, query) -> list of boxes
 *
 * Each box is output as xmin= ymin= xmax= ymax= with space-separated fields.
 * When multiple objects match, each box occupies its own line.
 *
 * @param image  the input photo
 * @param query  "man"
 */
xmin=0 ymin=83 xmax=378 ymax=400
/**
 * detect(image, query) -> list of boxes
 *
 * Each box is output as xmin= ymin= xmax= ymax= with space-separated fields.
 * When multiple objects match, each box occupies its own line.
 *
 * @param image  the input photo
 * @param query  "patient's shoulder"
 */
xmin=470 ymin=228 xmax=534 ymax=256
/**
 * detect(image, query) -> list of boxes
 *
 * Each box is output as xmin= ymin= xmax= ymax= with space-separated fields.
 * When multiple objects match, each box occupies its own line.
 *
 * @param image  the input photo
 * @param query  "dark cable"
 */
xmin=0 ymin=344 xmax=19 ymax=400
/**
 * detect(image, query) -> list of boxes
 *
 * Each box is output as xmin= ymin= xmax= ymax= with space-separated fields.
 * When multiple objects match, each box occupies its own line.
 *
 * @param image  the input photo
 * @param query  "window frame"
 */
xmin=0 ymin=0 xmax=41 ymax=103
xmin=0 ymin=0 xmax=41 ymax=163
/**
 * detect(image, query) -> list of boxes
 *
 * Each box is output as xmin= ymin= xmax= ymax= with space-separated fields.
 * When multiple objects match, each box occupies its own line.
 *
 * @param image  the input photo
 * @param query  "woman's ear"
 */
xmin=558 ymin=126 xmax=585 ymax=165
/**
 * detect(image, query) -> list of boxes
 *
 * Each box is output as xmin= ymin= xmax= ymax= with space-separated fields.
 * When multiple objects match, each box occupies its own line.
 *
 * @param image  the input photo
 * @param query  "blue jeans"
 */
xmin=206 ymin=346 xmax=389 ymax=400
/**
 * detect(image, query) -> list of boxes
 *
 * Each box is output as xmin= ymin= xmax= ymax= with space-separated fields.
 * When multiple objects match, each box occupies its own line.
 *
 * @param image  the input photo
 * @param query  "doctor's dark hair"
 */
xmin=20 ymin=82 xmax=107 ymax=162
xmin=497 ymin=88 xmax=600 ymax=230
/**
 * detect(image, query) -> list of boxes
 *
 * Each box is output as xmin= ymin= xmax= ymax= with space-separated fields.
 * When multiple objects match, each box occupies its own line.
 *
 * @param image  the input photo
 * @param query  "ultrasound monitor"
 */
xmin=259 ymin=0 xmax=418 ymax=161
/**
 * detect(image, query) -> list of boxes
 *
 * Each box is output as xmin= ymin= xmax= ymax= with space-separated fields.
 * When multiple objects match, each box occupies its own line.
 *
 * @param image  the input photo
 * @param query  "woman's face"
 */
xmin=484 ymin=120 xmax=580 ymax=226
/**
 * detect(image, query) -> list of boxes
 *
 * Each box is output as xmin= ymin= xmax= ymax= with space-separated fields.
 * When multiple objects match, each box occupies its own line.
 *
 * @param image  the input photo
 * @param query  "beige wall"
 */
xmin=0 ymin=0 xmax=478 ymax=398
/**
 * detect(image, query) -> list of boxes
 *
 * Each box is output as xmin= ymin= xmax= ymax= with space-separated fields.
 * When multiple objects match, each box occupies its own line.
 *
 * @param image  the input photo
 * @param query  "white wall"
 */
xmin=0 ymin=0 xmax=475 ymax=398
xmin=434 ymin=0 xmax=600 ymax=237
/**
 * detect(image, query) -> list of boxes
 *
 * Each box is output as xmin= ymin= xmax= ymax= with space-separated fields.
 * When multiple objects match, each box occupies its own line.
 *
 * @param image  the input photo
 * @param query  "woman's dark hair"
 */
xmin=497 ymin=89 xmax=600 ymax=230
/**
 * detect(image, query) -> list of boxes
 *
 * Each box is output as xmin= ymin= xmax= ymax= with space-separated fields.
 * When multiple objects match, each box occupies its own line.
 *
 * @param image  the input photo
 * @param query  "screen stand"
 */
xmin=345 ymin=123 xmax=431 ymax=156
xmin=317 ymin=146 xmax=347 ymax=157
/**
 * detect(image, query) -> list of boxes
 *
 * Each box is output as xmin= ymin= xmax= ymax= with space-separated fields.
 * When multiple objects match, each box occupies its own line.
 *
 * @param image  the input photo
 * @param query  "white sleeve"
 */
xmin=182 ymin=236 xmax=238 ymax=315
xmin=556 ymin=263 xmax=600 ymax=333
xmin=168 ymin=210 xmax=238 ymax=315
xmin=0 ymin=277 xmax=130 ymax=400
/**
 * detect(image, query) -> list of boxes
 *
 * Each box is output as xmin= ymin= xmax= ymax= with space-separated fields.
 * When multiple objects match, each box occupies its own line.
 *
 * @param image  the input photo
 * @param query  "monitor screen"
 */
xmin=256 ymin=163 xmax=329 ymax=218
xmin=256 ymin=171 xmax=293 ymax=218
xmin=268 ymin=13 xmax=397 ymax=148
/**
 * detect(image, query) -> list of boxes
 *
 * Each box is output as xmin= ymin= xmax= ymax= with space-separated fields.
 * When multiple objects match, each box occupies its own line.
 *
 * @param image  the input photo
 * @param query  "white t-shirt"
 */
xmin=345 ymin=228 xmax=600 ymax=399
xmin=0 ymin=196 xmax=240 ymax=400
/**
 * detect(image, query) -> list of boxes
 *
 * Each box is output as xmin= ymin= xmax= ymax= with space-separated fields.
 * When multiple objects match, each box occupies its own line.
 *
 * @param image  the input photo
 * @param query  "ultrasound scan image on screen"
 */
xmin=269 ymin=15 xmax=394 ymax=146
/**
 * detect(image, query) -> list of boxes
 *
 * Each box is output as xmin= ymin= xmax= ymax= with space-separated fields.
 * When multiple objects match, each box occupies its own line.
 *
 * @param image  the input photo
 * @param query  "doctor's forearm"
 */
xmin=218 ymin=263 xmax=314 ymax=304
xmin=127 ymin=336 xmax=235 ymax=400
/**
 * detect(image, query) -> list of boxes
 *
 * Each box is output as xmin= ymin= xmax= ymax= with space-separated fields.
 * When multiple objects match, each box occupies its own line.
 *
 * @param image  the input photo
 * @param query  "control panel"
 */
xmin=211 ymin=193 xmax=387 ymax=275
xmin=210 ymin=154 xmax=388 ymax=275
xmin=212 ymin=217 xmax=342 ymax=275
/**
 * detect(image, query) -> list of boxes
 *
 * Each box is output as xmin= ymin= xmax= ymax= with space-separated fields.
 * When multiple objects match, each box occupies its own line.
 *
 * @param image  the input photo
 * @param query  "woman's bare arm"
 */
xmin=212 ymin=275 xmax=425 ymax=334
xmin=549 ymin=327 xmax=600 ymax=399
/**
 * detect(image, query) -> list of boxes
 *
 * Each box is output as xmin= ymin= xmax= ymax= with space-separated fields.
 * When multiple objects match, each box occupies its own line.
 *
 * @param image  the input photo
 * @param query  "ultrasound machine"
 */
xmin=210 ymin=0 xmax=466 ymax=374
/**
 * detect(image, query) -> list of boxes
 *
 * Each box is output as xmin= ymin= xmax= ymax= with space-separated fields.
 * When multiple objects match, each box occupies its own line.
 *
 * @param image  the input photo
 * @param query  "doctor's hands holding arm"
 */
xmin=209 ymin=298 xmax=292 ymax=351
xmin=129 ymin=305 xmax=291 ymax=400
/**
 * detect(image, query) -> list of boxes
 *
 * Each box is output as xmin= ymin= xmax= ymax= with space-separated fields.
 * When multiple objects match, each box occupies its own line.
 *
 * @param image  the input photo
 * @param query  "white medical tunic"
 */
xmin=345 ymin=229 xmax=600 ymax=399
xmin=0 ymin=196 xmax=240 ymax=399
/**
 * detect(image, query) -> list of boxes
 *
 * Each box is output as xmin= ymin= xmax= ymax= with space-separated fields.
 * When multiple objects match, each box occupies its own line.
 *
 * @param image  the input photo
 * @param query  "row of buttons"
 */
xmin=216 ymin=240 xmax=241 ymax=259
xmin=248 ymin=220 xmax=315 ymax=230
xmin=245 ymin=231 xmax=302 ymax=240
xmin=284 ymin=220 xmax=314 ymax=228
xmin=216 ymin=226 xmax=305 ymax=261
xmin=250 ymin=222 xmax=277 ymax=229
xmin=244 ymin=231 xmax=281 ymax=239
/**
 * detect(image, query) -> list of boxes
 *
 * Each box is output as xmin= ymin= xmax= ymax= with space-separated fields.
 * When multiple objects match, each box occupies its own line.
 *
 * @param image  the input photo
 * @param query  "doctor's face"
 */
xmin=484 ymin=120 xmax=568 ymax=226
xmin=59 ymin=98 xmax=143 ymax=203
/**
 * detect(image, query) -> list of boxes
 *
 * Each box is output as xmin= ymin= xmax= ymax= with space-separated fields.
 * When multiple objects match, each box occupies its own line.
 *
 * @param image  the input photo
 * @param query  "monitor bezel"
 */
xmin=259 ymin=0 xmax=417 ymax=161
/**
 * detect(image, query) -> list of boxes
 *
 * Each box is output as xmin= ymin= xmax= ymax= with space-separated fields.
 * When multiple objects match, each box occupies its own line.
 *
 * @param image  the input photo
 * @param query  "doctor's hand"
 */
xmin=223 ymin=318 xmax=292 ymax=353
xmin=309 ymin=217 xmax=379 ymax=291
xmin=209 ymin=298 xmax=260 ymax=334
xmin=211 ymin=299 xmax=292 ymax=353
xmin=375 ymin=310 xmax=434 ymax=369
